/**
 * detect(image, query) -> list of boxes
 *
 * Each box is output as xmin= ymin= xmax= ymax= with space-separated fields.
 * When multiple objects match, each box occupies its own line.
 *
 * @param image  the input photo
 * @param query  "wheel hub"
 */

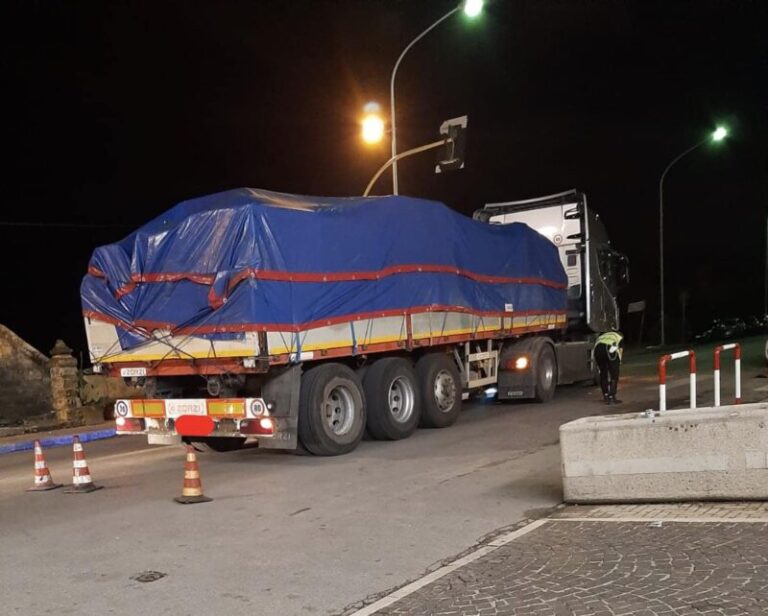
xmin=323 ymin=385 xmax=355 ymax=436
xmin=433 ymin=370 xmax=456 ymax=412
xmin=388 ymin=376 xmax=415 ymax=423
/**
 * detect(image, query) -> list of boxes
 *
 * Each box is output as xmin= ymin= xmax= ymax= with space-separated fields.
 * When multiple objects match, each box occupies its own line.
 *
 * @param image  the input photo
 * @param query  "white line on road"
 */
xmin=0 ymin=445 xmax=178 ymax=488
xmin=552 ymin=516 xmax=768 ymax=523
xmin=91 ymin=446 xmax=181 ymax=463
xmin=347 ymin=518 xmax=549 ymax=616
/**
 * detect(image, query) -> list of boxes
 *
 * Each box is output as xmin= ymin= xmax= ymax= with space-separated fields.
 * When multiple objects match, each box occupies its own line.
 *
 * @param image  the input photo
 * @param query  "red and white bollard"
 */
xmin=658 ymin=350 xmax=696 ymax=412
xmin=713 ymin=343 xmax=741 ymax=407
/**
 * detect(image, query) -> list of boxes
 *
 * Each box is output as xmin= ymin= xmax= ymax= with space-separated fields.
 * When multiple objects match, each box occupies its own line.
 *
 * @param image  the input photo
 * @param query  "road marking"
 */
xmin=0 ymin=446 xmax=180 ymax=490
xmin=93 ymin=446 xmax=180 ymax=463
xmin=552 ymin=516 xmax=768 ymax=523
xmin=347 ymin=519 xmax=548 ymax=616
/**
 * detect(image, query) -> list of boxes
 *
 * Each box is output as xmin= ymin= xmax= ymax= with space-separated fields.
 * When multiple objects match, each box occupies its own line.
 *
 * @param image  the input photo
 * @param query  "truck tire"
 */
xmin=533 ymin=344 xmax=557 ymax=403
xmin=363 ymin=358 xmax=421 ymax=440
xmin=416 ymin=353 xmax=462 ymax=428
xmin=298 ymin=363 xmax=366 ymax=456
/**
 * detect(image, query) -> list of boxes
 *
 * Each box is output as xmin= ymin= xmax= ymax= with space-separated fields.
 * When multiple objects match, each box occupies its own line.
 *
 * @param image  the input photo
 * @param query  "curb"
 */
xmin=0 ymin=428 xmax=116 ymax=455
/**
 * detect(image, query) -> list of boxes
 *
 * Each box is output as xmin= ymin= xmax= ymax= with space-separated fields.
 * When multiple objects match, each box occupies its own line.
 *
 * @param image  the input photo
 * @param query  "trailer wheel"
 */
xmin=298 ymin=363 xmax=366 ymax=456
xmin=533 ymin=345 xmax=557 ymax=403
xmin=416 ymin=354 xmax=462 ymax=428
xmin=364 ymin=358 xmax=421 ymax=440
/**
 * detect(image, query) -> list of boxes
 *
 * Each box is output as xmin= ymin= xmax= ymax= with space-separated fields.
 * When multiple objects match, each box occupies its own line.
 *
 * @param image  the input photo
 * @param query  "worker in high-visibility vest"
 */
xmin=594 ymin=331 xmax=624 ymax=404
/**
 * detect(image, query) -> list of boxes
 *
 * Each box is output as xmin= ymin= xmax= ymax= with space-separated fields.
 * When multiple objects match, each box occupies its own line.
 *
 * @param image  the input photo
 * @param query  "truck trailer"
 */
xmin=82 ymin=188 xmax=626 ymax=455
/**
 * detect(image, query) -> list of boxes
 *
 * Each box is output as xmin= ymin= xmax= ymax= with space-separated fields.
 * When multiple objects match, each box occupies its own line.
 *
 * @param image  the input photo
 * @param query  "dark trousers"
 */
xmin=594 ymin=343 xmax=620 ymax=397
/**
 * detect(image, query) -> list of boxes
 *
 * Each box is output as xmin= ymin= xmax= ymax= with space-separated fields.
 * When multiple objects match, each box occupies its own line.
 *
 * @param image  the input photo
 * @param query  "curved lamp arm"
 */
xmin=365 ymin=139 xmax=450 ymax=197
xmin=659 ymin=139 xmax=707 ymax=193
xmin=390 ymin=6 xmax=460 ymax=195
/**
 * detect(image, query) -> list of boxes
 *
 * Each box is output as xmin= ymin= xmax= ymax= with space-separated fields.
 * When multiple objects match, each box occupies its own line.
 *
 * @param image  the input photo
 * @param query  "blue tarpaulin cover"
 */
xmin=81 ymin=188 xmax=567 ymax=351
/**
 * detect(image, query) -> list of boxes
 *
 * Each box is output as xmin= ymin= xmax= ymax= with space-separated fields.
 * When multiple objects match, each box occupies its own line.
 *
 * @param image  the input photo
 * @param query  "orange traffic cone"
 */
xmin=174 ymin=445 xmax=212 ymax=504
xmin=63 ymin=435 xmax=103 ymax=493
xmin=26 ymin=440 xmax=61 ymax=492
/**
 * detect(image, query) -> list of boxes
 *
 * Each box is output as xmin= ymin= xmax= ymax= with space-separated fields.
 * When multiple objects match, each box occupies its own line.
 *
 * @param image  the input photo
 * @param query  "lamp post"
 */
xmin=659 ymin=126 xmax=728 ymax=346
xmin=389 ymin=0 xmax=483 ymax=194
xmin=764 ymin=212 xmax=768 ymax=317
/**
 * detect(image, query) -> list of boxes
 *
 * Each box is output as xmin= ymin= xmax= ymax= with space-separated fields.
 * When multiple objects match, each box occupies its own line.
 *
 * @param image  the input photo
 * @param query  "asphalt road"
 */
xmin=1 ymin=350 xmax=765 ymax=616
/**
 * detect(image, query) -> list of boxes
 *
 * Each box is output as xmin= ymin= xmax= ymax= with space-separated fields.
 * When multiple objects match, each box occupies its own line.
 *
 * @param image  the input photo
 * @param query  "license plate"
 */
xmin=120 ymin=367 xmax=147 ymax=377
xmin=165 ymin=400 xmax=207 ymax=418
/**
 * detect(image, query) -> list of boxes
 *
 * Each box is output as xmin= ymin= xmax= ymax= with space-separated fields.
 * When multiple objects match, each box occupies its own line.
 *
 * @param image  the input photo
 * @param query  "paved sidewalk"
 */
xmin=348 ymin=503 xmax=768 ymax=616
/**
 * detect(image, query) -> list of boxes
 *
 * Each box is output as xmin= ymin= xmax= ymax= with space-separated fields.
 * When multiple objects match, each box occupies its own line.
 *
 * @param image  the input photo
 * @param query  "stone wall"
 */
xmin=50 ymin=339 xmax=82 ymax=424
xmin=81 ymin=373 xmax=146 ymax=417
xmin=0 ymin=324 xmax=53 ymax=425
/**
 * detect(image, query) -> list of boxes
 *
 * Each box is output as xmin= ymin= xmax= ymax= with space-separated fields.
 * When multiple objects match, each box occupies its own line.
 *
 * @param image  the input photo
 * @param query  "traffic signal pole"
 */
xmin=364 ymin=139 xmax=451 ymax=197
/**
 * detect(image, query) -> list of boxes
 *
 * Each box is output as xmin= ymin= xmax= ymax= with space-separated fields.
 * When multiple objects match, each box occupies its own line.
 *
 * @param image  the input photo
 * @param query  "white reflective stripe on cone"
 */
xmin=73 ymin=460 xmax=88 ymax=469
xmin=73 ymin=474 xmax=92 ymax=484
xmin=73 ymin=443 xmax=83 ymax=452
xmin=35 ymin=461 xmax=46 ymax=469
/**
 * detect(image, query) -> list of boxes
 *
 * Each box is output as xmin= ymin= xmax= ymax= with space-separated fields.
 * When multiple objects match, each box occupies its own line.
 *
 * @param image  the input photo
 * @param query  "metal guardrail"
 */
xmin=658 ymin=350 xmax=696 ymax=412
xmin=713 ymin=343 xmax=741 ymax=407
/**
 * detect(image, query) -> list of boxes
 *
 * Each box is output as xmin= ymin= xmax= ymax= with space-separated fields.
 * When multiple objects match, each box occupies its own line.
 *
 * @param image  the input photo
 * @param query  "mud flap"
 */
xmin=259 ymin=364 xmax=301 ymax=449
xmin=497 ymin=337 xmax=553 ymax=401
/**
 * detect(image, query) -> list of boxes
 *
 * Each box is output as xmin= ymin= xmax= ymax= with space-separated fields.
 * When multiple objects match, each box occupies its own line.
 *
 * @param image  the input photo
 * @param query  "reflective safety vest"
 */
xmin=595 ymin=331 xmax=623 ymax=360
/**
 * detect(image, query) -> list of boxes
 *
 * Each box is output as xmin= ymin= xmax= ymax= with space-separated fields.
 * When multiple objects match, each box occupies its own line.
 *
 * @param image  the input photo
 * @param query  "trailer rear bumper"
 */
xmin=113 ymin=398 xmax=297 ymax=449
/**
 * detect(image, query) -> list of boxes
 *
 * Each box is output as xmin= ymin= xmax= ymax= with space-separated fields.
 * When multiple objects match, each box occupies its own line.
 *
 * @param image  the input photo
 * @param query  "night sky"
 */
xmin=4 ymin=0 xmax=767 ymax=356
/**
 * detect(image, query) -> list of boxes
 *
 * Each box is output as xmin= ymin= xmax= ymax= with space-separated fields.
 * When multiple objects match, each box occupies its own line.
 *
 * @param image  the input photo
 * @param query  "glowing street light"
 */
xmin=389 ymin=0 xmax=484 ymax=194
xmin=658 ymin=125 xmax=729 ymax=346
xmin=464 ymin=0 xmax=484 ymax=18
xmin=712 ymin=126 xmax=728 ymax=141
xmin=361 ymin=102 xmax=385 ymax=145
xmin=362 ymin=114 xmax=385 ymax=144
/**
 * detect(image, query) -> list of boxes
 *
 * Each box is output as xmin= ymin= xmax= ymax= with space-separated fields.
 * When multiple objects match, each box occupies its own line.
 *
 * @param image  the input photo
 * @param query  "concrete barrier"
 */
xmin=560 ymin=402 xmax=768 ymax=503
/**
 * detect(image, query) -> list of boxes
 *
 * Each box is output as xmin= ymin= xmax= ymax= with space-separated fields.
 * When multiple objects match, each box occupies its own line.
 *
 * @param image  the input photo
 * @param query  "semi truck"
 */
xmin=474 ymin=189 xmax=628 ymax=400
xmin=82 ymin=188 xmax=626 ymax=456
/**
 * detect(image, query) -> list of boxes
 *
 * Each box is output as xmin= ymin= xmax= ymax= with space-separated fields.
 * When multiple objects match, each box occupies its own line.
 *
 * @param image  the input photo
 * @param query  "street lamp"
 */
xmin=389 ymin=1 xmax=483 ymax=194
xmin=659 ymin=125 xmax=728 ymax=346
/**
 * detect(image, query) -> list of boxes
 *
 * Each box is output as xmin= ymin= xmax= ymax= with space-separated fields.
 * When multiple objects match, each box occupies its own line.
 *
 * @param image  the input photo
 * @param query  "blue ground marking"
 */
xmin=0 ymin=428 xmax=116 ymax=455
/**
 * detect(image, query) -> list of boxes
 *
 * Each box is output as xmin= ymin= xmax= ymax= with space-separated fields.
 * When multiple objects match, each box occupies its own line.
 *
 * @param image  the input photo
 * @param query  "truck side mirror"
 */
xmin=564 ymin=206 xmax=581 ymax=220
